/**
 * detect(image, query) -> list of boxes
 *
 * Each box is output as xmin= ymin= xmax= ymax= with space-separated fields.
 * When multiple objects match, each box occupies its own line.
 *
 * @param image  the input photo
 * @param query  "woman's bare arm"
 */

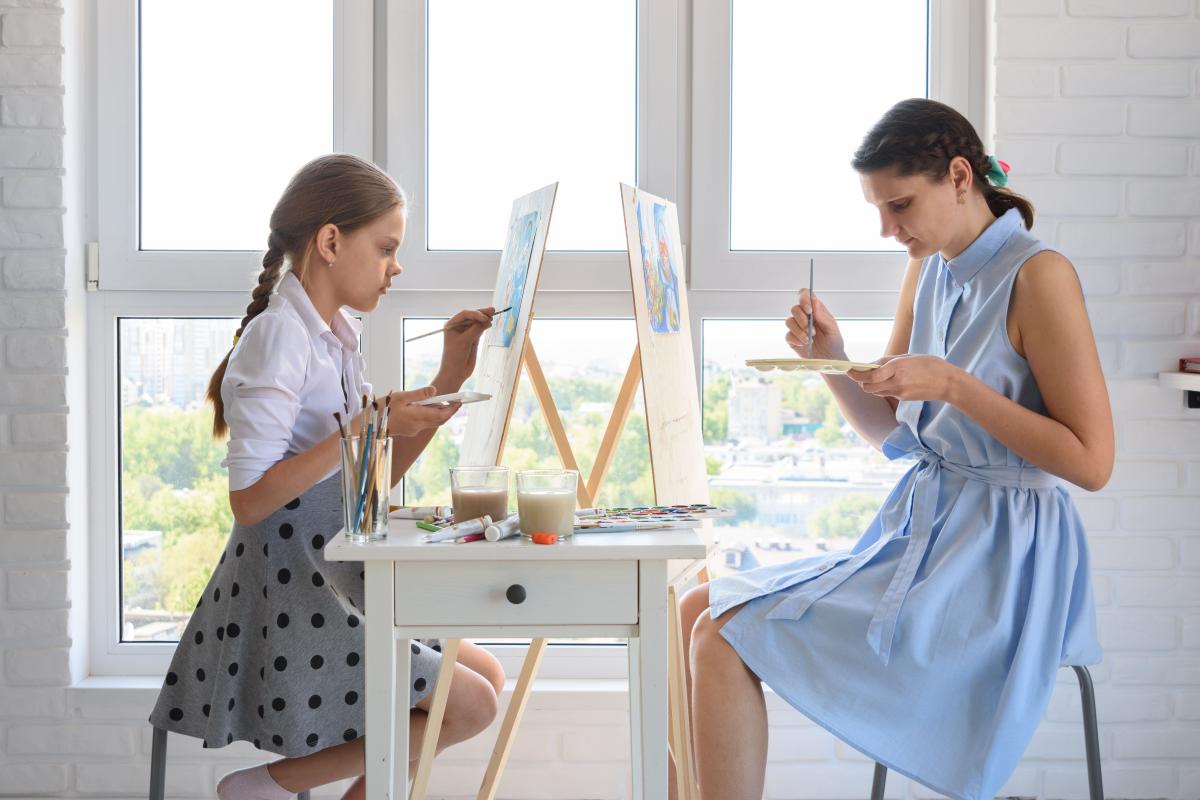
xmin=812 ymin=257 xmax=922 ymax=449
xmin=944 ymin=251 xmax=1114 ymax=490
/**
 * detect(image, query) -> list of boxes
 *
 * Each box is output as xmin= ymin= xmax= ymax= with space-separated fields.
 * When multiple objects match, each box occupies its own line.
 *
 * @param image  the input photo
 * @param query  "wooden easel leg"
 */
xmin=477 ymin=638 xmax=548 ymax=800
xmin=409 ymin=638 xmax=461 ymax=800
xmin=521 ymin=341 xmax=593 ymax=507
xmin=586 ymin=346 xmax=643 ymax=504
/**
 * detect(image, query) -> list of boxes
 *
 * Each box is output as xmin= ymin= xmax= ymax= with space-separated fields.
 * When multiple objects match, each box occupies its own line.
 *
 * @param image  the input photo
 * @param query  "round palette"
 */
xmin=745 ymin=358 xmax=879 ymax=374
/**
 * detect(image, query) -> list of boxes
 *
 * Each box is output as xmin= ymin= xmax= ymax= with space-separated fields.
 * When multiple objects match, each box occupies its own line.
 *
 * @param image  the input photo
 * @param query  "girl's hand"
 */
xmin=367 ymin=387 xmax=460 ymax=438
xmin=786 ymin=290 xmax=846 ymax=360
xmin=437 ymin=307 xmax=495 ymax=390
xmin=847 ymin=354 xmax=965 ymax=403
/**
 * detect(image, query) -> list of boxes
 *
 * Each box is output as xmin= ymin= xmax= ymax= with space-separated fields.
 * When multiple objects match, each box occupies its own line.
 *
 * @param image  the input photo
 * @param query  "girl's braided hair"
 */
xmin=205 ymin=154 xmax=404 ymax=438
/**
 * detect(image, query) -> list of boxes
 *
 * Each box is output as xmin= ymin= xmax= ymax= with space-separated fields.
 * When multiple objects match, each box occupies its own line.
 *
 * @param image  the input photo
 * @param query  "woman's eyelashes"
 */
xmin=890 ymin=199 xmax=911 ymax=212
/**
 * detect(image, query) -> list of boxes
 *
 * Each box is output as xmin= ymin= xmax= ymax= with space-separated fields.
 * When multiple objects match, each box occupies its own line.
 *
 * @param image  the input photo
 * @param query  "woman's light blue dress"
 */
xmin=709 ymin=208 xmax=1102 ymax=800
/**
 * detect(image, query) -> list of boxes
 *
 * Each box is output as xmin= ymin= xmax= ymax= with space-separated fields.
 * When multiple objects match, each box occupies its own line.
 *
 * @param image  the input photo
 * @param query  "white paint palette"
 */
xmin=745 ymin=358 xmax=879 ymax=374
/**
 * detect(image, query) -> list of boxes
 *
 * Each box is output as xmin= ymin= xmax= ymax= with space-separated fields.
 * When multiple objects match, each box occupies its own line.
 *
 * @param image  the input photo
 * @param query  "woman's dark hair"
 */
xmin=851 ymin=98 xmax=1034 ymax=230
xmin=205 ymin=153 xmax=405 ymax=438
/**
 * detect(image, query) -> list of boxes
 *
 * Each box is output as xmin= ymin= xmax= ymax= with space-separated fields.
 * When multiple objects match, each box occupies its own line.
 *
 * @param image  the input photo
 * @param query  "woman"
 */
xmin=679 ymin=99 xmax=1113 ymax=800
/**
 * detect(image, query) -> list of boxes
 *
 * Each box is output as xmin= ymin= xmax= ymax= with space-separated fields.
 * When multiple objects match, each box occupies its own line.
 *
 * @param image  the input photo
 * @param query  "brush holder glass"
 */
xmin=341 ymin=435 xmax=392 ymax=543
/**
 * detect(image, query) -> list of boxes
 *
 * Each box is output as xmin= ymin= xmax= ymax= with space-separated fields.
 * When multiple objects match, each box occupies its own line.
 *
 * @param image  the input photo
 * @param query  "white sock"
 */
xmin=215 ymin=763 xmax=295 ymax=800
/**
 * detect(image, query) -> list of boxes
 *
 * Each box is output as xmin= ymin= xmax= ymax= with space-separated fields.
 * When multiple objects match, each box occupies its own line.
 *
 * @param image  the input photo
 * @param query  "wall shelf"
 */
xmin=1158 ymin=371 xmax=1200 ymax=409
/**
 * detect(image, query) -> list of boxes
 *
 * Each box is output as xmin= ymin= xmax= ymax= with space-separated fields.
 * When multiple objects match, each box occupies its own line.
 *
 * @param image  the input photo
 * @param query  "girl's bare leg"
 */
xmin=268 ymin=641 xmax=504 ymax=793
xmin=690 ymin=597 xmax=768 ymax=800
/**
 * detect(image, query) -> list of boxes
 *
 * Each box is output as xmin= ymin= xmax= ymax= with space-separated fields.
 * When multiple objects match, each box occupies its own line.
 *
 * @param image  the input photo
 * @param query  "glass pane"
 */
xmin=403 ymin=318 xmax=651 ymax=507
xmin=426 ymin=0 xmax=637 ymax=251
xmin=119 ymin=318 xmax=238 ymax=642
xmin=139 ymin=0 xmax=334 ymax=250
xmin=702 ymin=319 xmax=906 ymax=578
xmin=730 ymin=0 xmax=927 ymax=251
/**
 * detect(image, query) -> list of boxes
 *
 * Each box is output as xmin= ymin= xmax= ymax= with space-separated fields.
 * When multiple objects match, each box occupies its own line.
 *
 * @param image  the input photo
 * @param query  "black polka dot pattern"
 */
xmin=149 ymin=478 xmax=444 ymax=753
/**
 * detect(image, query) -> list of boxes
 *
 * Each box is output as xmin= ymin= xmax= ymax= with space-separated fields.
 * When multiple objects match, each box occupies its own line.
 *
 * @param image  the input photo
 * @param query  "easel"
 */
xmin=411 ymin=186 xmax=705 ymax=800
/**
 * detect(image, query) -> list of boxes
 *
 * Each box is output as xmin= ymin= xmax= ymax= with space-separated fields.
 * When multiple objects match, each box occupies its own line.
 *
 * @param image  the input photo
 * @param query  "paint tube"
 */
xmin=391 ymin=505 xmax=452 ymax=520
xmin=421 ymin=515 xmax=492 ymax=543
xmin=484 ymin=513 xmax=522 ymax=542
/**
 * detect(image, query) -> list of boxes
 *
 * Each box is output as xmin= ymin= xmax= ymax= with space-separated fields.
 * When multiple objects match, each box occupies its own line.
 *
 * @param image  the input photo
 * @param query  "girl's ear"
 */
xmin=313 ymin=223 xmax=341 ymax=265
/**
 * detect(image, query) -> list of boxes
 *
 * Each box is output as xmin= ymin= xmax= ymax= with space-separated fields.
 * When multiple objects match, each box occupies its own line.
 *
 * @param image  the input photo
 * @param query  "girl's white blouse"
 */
xmin=220 ymin=272 xmax=370 ymax=491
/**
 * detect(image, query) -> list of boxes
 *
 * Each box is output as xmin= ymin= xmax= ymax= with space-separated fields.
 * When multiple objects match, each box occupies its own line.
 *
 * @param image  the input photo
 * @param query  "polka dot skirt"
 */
xmin=148 ymin=474 xmax=443 ymax=757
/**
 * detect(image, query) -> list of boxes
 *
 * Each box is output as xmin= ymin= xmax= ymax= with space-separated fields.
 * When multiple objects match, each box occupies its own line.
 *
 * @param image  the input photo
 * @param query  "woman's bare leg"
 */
xmin=268 ymin=642 xmax=504 ymax=792
xmin=668 ymin=585 xmax=714 ymax=800
xmin=690 ymin=600 xmax=767 ymax=800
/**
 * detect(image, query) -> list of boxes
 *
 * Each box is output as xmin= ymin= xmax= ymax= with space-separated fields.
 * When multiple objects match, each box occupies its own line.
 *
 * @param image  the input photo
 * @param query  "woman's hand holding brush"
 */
xmin=786 ymin=289 xmax=846 ymax=361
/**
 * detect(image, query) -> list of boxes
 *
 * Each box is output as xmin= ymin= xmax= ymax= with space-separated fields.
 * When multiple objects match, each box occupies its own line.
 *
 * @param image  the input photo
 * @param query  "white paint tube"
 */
xmin=421 ymin=515 xmax=493 ymax=543
xmin=484 ymin=513 xmax=521 ymax=542
xmin=391 ymin=505 xmax=452 ymax=520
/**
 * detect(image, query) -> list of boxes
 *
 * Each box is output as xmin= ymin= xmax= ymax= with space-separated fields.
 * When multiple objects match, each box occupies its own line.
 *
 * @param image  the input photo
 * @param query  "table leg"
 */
xmin=627 ymin=637 xmax=643 ymax=800
xmin=410 ymin=639 xmax=461 ymax=800
xmin=636 ymin=560 xmax=669 ymax=800
xmin=364 ymin=562 xmax=398 ymax=800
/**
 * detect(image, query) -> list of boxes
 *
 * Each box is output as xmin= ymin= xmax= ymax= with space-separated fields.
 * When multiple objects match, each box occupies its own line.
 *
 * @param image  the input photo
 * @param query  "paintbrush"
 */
xmin=403 ymin=306 xmax=513 ymax=343
xmin=807 ymin=257 xmax=815 ymax=358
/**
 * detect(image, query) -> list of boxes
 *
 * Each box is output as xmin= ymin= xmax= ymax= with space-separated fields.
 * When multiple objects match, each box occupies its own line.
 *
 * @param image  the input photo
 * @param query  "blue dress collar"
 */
xmin=944 ymin=207 xmax=1022 ymax=287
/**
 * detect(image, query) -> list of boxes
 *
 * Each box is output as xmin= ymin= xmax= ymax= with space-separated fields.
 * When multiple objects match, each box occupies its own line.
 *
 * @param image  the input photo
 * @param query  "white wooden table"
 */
xmin=325 ymin=522 xmax=710 ymax=800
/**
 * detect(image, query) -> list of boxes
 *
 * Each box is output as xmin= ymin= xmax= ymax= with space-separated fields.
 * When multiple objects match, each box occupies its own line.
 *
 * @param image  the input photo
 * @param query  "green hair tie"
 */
xmin=986 ymin=155 xmax=1010 ymax=187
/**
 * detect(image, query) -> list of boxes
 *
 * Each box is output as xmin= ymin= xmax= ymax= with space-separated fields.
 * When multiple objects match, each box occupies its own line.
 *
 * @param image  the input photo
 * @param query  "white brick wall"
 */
xmin=0 ymin=1 xmax=1196 ymax=798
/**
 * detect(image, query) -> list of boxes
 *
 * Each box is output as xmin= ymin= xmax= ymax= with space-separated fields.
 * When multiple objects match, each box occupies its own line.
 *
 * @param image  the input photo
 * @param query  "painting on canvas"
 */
xmin=491 ymin=210 xmax=540 ymax=348
xmin=635 ymin=199 xmax=682 ymax=335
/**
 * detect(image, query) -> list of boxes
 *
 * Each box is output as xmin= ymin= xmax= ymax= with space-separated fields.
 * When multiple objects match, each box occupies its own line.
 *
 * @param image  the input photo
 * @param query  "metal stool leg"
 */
xmin=297 ymin=792 xmax=310 ymax=800
xmin=148 ymin=727 xmax=167 ymax=800
xmin=869 ymin=762 xmax=887 ymax=800
xmin=1072 ymin=666 xmax=1104 ymax=800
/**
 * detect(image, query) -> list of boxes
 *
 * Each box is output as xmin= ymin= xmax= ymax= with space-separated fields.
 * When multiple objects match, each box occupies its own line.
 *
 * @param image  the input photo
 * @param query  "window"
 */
xmin=426 ymin=0 xmax=636 ymax=252
xmin=97 ymin=0 xmax=372 ymax=289
xmin=389 ymin=0 xmax=680 ymax=292
xmin=92 ymin=0 xmax=976 ymax=676
xmin=691 ymin=0 xmax=984 ymax=289
xmin=118 ymin=318 xmax=239 ymax=642
xmin=139 ymin=1 xmax=334 ymax=251
xmin=729 ymin=0 xmax=927 ymax=252
xmin=701 ymin=319 xmax=902 ymax=578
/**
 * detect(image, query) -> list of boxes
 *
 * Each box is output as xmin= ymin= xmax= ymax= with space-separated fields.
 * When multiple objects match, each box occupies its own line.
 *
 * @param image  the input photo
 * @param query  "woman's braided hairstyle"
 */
xmin=851 ymin=98 xmax=1034 ymax=230
xmin=205 ymin=153 xmax=405 ymax=438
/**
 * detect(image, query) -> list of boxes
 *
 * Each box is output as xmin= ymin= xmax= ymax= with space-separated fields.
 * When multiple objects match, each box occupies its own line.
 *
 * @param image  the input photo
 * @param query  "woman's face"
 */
xmin=335 ymin=205 xmax=406 ymax=312
xmin=859 ymin=167 xmax=961 ymax=260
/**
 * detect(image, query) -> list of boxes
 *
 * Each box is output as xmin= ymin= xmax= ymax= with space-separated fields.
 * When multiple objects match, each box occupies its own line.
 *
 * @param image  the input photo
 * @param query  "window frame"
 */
xmin=689 ymin=0 xmax=987 ymax=292
xmin=95 ymin=0 xmax=374 ymax=291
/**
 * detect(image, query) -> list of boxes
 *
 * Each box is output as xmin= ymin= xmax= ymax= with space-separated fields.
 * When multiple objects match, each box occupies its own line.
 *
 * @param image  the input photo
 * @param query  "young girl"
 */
xmin=678 ymin=99 xmax=1113 ymax=800
xmin=148 ymin=154 xmax=505 ymax=800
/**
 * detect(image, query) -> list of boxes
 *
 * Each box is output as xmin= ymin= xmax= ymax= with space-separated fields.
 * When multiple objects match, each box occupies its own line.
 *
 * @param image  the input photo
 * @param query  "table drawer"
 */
xmin=393 ymin=561 xmax=638 ymax=626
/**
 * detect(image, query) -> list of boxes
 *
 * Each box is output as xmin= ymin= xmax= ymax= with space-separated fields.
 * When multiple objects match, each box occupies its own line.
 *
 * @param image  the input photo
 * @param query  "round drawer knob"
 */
xmin=505 ymin=584 xmax=527 ymax=605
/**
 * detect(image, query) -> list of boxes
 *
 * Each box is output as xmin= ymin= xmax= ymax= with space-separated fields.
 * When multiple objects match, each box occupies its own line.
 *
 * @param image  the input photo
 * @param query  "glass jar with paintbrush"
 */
xmin=336 ymin=399 xmax=392 ymax=543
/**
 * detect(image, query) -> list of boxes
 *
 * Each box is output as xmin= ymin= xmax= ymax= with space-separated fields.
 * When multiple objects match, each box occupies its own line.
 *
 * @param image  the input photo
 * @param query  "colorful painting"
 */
xmin=491 ymin=210 xmax=539 ymax=348
xmin=635 ymin=200 xmax=681 ymax=334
